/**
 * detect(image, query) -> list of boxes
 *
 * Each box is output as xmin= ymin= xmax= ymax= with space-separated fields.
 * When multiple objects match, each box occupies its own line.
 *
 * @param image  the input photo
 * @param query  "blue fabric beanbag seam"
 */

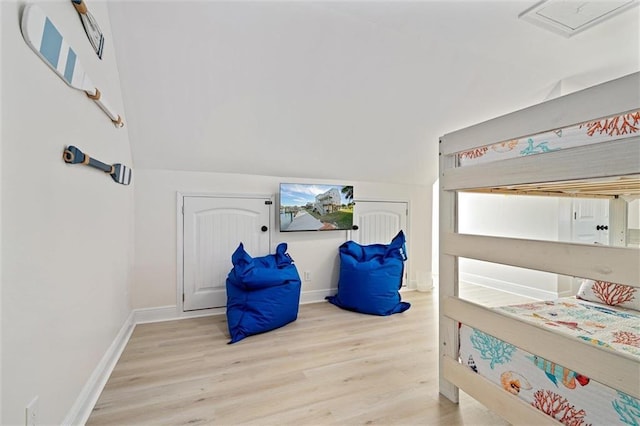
xmin=226 ymin=242 xmax=302 ymax=344
xmin=326 ymin=230 xmax=410 ymax=316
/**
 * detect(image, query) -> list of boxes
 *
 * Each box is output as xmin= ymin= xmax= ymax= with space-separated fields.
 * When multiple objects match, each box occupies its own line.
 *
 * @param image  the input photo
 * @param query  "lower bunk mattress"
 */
xmin=458 ymin=297 xmax=640 ymax=425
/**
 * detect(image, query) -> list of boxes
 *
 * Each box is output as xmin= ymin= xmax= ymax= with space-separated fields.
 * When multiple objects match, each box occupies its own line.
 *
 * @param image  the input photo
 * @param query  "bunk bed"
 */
xmin=438 ymin=72 xmax=640 ymax=425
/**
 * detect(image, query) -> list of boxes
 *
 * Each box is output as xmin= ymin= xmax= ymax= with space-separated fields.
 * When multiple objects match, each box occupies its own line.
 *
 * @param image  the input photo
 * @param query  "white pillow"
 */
xmin=576 ymin=279 xmax=640 ymax=311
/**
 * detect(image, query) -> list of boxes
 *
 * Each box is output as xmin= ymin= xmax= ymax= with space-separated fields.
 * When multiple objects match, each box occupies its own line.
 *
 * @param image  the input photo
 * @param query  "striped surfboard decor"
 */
xmin=21 ymin=4 xmax=123 ymax=127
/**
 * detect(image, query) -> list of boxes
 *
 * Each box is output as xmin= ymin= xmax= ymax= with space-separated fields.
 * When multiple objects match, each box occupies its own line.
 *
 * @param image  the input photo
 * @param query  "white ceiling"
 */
xmin=107 ymin=1 xmax=640 ymax=186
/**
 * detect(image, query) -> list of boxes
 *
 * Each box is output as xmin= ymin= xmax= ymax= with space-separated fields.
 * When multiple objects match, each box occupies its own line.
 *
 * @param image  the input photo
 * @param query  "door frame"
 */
xmin=350 ymin=198 xmax=410 ymax=288
xmin=176 ymin=192 xmax=274 ymax=314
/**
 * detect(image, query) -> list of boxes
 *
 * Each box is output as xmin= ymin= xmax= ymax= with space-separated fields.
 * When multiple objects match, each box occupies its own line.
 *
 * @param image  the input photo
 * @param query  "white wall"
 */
xmin=458 ymin=192 xmax=561 ymax=298
xmin=459 ymin=193 xmax=561 ymax=240
xmin=456 ymin=193 xmax=640 ymax=297
xmin=0 ymin=3 xmax=4 ymax=419
xmin=133 ymin=169 xmax=431 ymax=310
xmin=629 ymin=199 xmax=640 ymax=228
xmin=431 ymin=179 xmax=439 ymax=281
xmin=1 ymin=2 xmax=133 ymax=425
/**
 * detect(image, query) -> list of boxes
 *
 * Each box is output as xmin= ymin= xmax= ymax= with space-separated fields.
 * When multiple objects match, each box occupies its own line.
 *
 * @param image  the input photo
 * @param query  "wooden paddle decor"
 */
xmin=21 ymin=4 xmax=123 ymax=127
xmin=71 ymin=0 xmax=104 ymax=59
xmin=63 ymin=146 xmax=132 ymax=185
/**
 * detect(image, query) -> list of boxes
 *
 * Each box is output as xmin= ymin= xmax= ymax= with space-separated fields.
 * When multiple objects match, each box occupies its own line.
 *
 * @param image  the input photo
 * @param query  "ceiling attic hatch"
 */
xmin=519 ymin=0 xmax=639 ymax=37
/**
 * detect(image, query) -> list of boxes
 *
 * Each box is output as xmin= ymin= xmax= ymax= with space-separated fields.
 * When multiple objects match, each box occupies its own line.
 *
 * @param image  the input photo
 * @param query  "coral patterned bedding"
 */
xmin=457 ymin=110 xmax=640 ymax=166
xmin=459 ymin=297 xmax=640 ymax=425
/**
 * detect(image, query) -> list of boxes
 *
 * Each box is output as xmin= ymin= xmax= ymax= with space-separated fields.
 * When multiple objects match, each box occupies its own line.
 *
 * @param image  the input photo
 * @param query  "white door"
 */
xmin=569 ymin=199 xmax=609 ymax=294
xmin=572 ymin=199 xmax=609 ymax=245
xmin=183 ymin=196 xmax=271 ymax=311
xmin=352 ymin=200 xmax=409 ymax=285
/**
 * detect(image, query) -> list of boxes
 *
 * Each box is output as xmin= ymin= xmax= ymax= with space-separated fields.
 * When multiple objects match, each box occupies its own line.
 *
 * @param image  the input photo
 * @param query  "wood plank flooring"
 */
xmin=87 ymin=289 xmax=516 ymax=425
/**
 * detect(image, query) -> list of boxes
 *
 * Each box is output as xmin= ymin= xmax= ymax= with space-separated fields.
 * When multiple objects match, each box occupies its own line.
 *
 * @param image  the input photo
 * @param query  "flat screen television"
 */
xmin=279 ymin=183 xmax=354 ymax=232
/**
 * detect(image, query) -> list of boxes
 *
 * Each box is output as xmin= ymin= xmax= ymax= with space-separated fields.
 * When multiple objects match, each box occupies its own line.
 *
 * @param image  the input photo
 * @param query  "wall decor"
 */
xmin=21 ymin=4 xmax=123 ymax=127
xmin=63 ymin=145 xmax=132 ymax=185
xmin=71 ymin=0 xmax=104 ymax=59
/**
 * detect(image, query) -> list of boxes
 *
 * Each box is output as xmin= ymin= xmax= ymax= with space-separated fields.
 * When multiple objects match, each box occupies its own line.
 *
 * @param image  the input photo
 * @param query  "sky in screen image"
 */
xmin=280 ymin=184 xmax=352 ymax=207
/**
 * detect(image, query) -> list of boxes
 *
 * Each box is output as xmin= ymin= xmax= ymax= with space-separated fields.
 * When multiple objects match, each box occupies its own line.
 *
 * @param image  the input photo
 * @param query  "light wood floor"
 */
xmin=458 ymin=281 xmax=536 ymax=307
xmin=87 ymin=288 xmax=519 ymax=426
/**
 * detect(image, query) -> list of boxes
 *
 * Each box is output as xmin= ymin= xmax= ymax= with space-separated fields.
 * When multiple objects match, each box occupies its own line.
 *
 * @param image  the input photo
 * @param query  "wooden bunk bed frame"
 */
xmin=438 ymin=72 xmax=640 ymax=425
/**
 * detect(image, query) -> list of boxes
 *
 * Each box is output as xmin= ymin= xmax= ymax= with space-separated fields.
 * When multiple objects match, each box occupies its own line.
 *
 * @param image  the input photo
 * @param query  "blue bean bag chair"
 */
xmin=326 ymin=230 xmax=410 ymax=316
xmin=226 ymin=242 xmax=301 ymax=344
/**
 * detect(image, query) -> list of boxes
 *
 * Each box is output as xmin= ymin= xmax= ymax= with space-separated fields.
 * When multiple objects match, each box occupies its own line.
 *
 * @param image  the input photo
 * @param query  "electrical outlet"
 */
xmin=303 ymin=271 xmax=311 ymax=281
xmin=26 ymin=396 xmax=38 ymax=426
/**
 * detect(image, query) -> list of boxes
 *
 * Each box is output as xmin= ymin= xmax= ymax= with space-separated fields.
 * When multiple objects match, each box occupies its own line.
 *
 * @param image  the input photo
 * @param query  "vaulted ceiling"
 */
xmin=106 ymin=1 xmax=640 ymax=186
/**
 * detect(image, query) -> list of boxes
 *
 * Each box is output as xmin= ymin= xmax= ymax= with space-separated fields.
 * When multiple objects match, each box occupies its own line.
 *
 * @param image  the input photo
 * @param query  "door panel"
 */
xmin=352 ymin=200 xmax=408 ymax=285
xmin=183 ymin=196 xmax=271 ymax=311
xmin=570 ymin=199 xmax=609 ymax=293
xmin=572 ymin=199 xmax=609 ymax=244
xmin=352 ymin=201 xmax=407 ymax=245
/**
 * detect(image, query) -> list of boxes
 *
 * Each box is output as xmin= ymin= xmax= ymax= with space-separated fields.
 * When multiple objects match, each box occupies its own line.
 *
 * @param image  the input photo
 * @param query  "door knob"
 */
xmin=261 ymin=226 xmax=268 ymax=232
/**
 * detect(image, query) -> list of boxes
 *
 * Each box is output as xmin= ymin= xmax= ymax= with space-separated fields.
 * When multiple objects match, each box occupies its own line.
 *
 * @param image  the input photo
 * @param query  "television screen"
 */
xmin=279 ymin=183 xmax=354 ymax=232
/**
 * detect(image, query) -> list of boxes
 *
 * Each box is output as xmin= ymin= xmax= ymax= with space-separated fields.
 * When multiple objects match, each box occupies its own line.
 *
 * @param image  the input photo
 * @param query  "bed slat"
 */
xmin=467 ymin=175 xmax=640 ymax=198
xmin=442 ymin=233 xmax=640 ymax=287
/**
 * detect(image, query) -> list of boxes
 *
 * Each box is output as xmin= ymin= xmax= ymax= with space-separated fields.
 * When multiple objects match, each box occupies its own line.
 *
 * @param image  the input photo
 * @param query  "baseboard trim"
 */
xmin=133 ymin=305 xmax=226 ymax=324
xmin=62 ymin=311 xmax=136 ymax=426
xmin=300 ymin=288 xmax=337 ymax=304
xmin=133 ymin=305 xmax=177 ymax=324
xmin=132 ymin=289 xmax=336 ymax=325
xmin=460 ymin=272 xmax=558 ymax=300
